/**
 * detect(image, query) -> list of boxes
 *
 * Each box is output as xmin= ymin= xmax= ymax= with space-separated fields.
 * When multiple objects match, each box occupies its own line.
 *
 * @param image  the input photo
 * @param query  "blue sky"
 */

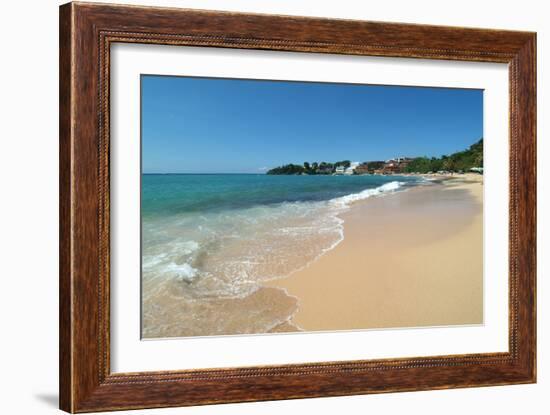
xmin=142 ymin=75 xmax=482 ymax=173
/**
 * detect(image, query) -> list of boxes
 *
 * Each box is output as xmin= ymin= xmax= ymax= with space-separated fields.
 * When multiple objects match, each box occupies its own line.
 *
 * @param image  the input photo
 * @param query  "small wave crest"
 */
xmin=330 ymin=181 xmax=404 ymax=208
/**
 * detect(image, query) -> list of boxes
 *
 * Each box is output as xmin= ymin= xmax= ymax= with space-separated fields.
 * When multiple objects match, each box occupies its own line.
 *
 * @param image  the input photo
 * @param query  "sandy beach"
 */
xmin=267 ymin=174 xmax=483 ymax=331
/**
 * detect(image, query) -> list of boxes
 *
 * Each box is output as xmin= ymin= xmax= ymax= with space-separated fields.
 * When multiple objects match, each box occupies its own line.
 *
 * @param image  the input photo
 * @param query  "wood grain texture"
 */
xmin=59 ymin=3 xmax=73 ymax=411
xmin=59 ymin=2 xmax=537 ymax=412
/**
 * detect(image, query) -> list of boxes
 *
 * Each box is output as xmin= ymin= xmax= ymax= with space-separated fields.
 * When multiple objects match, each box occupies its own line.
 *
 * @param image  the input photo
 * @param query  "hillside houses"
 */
xmin=351 ymin=158 xmax=412 ymax=175
xmin=378 ymin=157 xmax=413 ymax=175
xmin=267 ymin=157 xmax=415 ymax=176
xmin=267 ymin=139 xmax=483 ymax=176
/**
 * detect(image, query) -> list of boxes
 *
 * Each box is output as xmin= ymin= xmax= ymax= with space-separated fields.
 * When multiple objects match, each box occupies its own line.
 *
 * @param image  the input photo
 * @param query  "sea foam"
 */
xmin=330 ymin=181 xmax=404 ymax=207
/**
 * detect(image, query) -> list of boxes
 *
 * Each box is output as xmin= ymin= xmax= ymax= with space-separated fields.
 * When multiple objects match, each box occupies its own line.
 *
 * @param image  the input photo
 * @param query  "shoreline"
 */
xmin=266 ymin=174 xmax=483 ymax=332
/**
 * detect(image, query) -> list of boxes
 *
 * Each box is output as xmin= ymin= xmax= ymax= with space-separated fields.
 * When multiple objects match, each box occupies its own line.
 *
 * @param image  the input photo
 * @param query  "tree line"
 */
xmin=266 ymin=138 xmax=483 ymax=175
xmin=267 ymin=160 xmax=351 ymax=175
xmin=403 ymin=138 xmax=483 ymax=173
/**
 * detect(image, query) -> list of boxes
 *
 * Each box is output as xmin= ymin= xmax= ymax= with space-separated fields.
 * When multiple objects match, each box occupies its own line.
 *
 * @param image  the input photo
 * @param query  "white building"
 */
xmin=334 ymin=166 xmax=346 ymax=174
xmin=344 ymin=161 xmax=360 ymax=175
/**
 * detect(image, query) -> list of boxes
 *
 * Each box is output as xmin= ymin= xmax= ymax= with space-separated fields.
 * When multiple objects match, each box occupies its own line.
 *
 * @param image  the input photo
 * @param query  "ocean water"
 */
xmin=141 ymin=174 xmax=422 ymax=338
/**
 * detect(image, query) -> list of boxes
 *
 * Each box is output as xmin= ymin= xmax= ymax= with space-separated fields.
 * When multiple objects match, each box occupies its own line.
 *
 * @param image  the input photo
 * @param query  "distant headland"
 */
xmin=266 ymin=139 xmax=483 ymax=176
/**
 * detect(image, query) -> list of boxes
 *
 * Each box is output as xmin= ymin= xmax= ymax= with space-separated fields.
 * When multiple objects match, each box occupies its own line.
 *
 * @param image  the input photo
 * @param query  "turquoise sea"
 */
xmin=141 ymin=173 xmax=423 ymax=338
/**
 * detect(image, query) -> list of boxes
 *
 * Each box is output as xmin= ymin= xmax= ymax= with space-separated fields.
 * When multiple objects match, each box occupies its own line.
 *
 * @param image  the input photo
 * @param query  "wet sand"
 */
xmin=267 ymin=175 xmax=483 ymax=331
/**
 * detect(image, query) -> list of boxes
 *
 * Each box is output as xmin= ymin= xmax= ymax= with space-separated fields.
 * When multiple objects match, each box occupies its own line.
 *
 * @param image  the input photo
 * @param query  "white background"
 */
xmin=0 ymin=0 xmax=546 ymax=414
xmin=111 ymin=45 xmax=509 ymax=372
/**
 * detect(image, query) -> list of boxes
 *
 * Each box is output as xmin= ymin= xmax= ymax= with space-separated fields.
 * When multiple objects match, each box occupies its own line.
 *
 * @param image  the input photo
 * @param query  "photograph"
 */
xmin=141 ymin=75 xmax=485 ymax=339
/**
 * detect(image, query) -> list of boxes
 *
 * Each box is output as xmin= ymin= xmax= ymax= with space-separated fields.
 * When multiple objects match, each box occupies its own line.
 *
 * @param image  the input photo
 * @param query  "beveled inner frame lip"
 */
xmin=60 ymin=2 xmax=536 ymax=412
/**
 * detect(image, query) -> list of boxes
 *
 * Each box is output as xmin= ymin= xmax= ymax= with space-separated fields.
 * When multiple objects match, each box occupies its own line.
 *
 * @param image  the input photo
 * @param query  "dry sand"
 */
xmin=267 ymin=174 xmax=484 ymax=331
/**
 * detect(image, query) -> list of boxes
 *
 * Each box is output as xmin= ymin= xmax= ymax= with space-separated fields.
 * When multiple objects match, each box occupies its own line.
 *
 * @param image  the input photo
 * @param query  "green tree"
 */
xmin=266 ymin=164 xmax=305 ymax=175
xmin=442 ymin=157 xmax=455 ymax=171
xmin=404 ymin=138 xmax=483 ymax=173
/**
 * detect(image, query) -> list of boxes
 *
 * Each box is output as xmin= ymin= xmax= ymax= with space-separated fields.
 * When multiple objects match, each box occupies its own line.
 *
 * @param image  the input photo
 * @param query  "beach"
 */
xmin=268 ymin=174 xmax=483 ymax=331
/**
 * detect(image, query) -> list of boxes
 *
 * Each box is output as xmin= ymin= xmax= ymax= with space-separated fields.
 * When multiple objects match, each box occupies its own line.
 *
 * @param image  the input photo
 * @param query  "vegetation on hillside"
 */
xmin=404 ymin=138 xmax=483 ymax=174
xmin=267 ymin=160 xmax=351 ymax=175
xmin=361 ymin=161 xmax=385 ymax=171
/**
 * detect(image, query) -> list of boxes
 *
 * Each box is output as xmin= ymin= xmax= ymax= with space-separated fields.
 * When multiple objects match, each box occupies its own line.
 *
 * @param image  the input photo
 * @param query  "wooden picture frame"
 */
xmin=59 ymin=2 xmax=536 ymax=412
